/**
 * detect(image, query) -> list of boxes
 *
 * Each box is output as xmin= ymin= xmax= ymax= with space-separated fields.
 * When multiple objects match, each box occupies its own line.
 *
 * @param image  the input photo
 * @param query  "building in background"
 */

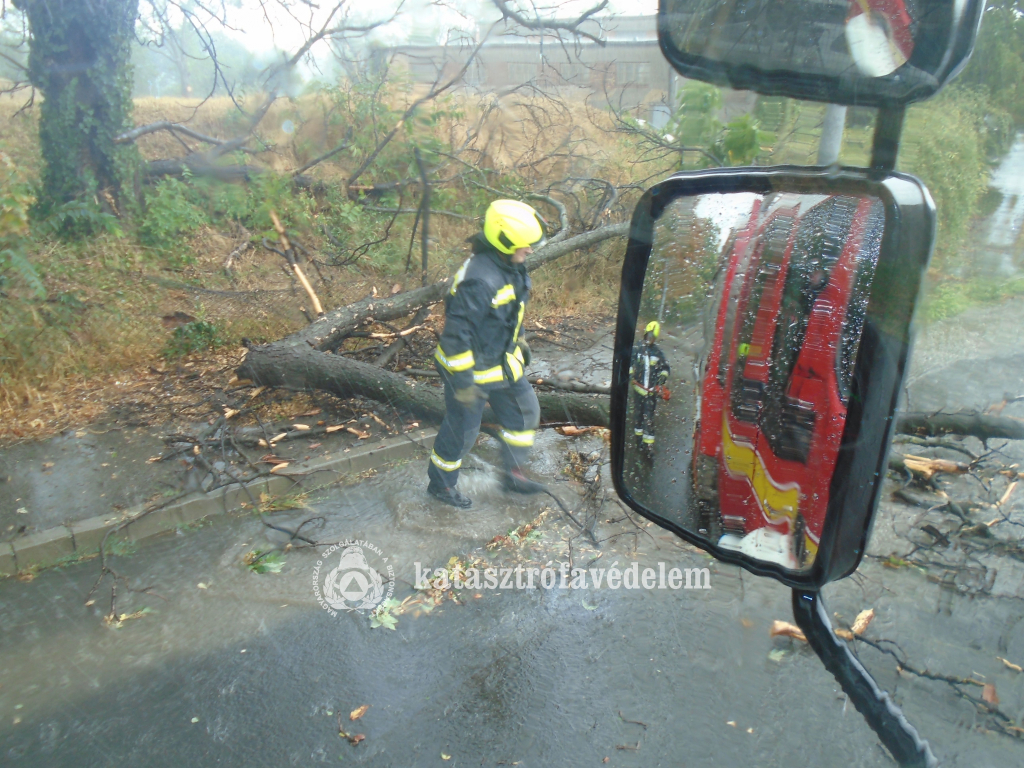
xmin=375 ymin=15 xmax=678 ymax=117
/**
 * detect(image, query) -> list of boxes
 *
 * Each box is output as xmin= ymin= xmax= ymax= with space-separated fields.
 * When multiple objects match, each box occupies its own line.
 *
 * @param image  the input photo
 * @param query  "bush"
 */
xmin=163 ymin=320 xmax=225 ymax=359
xmin=0 ymin=152 xmax=43 ymax=296
xmin=139 ymin=176 xmax=210 ymax=250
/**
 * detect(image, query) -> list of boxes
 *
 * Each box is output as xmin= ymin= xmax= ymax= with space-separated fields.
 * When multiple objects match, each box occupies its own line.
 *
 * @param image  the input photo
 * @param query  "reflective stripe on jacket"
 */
xmin=629 ymin=342 xmax=670 ymax=396
xmin=434 ymin=235 xmax=530 ymax=389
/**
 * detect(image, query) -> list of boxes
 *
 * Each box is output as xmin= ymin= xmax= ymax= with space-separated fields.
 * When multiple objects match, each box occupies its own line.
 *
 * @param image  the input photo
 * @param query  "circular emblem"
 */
xmin=313 ymin=540 xmax=394 ymax=615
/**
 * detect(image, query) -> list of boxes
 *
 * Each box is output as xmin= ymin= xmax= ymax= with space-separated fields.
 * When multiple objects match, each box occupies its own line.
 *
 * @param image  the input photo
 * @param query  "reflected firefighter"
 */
xmin=630 ymin=321 xmax=671 ymax=457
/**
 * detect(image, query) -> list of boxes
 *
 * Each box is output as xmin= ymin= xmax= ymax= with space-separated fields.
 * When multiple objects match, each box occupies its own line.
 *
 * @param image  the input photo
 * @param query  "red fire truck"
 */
xmin=692 ymin=193 xmax=884 ymax=569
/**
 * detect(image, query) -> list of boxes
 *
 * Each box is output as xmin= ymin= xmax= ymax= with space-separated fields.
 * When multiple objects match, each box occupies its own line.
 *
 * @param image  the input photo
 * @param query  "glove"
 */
xmin=454 ymin=385 xmax=483 ymax=406
xmin=516 ymin=338 xmax=532 ymax=367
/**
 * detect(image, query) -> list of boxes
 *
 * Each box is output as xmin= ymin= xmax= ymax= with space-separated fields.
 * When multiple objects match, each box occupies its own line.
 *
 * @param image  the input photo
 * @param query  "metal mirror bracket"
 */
xmin=791 ymin=589 xmax=938 ymax=767
xmin=870 ymin=106 xmax=906 ymax=175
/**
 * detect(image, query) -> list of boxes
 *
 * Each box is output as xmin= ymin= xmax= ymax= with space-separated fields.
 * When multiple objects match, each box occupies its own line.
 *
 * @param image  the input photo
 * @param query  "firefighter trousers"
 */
xmin=427 ymin=366 xmax=541 ymax=489
xmin=634 ymin=393 xmax=657 ymax=446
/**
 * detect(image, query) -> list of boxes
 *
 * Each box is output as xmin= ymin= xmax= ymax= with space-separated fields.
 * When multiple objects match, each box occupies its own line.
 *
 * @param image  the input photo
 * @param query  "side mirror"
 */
xmin=659 ymin=0 xmax=985 ymax=106
xmin=611 ymin=167 xmax=935 ymax=589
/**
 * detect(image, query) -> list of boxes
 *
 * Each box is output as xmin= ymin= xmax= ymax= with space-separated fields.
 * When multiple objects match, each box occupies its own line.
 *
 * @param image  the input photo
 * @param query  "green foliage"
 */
xmin=923 ymin=275 xmax=1024 ymax=321
xmin=370 ymin=598 xmax=401 ymax=630
xmin=0 ymin=152 xmax=44 ymax=296
xmin=958 ymin=1 xmax=1024 ymax=128
xmin=900 ymin=87 xmax=1011 ymax=266
xmin=163 ymin=320 xmax=225 ymax=359
xmin=714 ymin=114 xmax=770 ymax=166
xmin=41 ymin=201 xmax=124 ymax=240
xmin=245 ymin=550 xmax=286 ymax=574
xmin=139 ymin=176 xmax=210 ymax=249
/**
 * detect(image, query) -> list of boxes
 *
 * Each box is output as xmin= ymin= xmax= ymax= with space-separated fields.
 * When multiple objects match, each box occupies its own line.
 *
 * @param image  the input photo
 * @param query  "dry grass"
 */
xmin=0 ymin=90 xmax=644 ymax=443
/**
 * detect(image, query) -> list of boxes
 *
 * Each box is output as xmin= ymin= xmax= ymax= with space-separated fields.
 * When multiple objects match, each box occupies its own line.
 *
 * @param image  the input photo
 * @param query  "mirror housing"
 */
xmin=658 ymin=0 xmax=985 ymax=106
xmin=611 ymin=167 xmax=935 ymax=589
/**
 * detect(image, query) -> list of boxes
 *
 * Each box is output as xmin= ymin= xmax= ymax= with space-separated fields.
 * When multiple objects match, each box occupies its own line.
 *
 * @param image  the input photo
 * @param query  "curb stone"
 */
xmin=3 ymin=429 xmax=436 ymax=577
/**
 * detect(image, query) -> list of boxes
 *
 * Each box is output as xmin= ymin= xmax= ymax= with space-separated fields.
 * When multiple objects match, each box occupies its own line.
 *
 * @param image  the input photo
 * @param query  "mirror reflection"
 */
xmin=663 ymin=0 xmax=951 ymax=81
xmin=624 ymin=191 xmax=884 ymax=571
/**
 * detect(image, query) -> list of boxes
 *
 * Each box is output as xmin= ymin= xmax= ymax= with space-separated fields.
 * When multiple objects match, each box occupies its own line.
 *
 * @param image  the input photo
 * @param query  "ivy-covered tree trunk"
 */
xmin=15 ymin=0 xmax=140 ymax=216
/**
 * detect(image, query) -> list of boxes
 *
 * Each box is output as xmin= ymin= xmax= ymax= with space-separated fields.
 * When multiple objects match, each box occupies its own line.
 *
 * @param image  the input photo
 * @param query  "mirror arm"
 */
xmin=870 ymin=106 xmax=906 ymax=174
xmin=791 ymin=590 xmax=938 ymax=768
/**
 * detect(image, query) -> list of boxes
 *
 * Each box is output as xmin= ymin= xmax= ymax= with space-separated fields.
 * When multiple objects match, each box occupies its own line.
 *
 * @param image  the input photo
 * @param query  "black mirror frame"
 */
xmin=657 ymin=0 xmax=985 ymax=107
xmin=611 ymin=166 xmax=936 ymax=589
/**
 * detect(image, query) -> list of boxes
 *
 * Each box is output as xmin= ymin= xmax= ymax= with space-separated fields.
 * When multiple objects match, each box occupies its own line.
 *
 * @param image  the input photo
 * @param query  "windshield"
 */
xmin=1 ymin=1 xmax=1022 ymax=766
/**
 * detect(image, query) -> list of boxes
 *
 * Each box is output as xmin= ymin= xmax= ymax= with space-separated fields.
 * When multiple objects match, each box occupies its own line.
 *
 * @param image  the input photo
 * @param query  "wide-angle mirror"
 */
xmin=612 ymin=169 xmax=935 ymax=588
xmin=659 ymin=0 xmax=984 ymax=106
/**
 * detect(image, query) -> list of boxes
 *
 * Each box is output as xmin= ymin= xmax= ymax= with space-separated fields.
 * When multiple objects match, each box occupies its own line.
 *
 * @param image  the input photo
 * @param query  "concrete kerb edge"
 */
xmin=2 ymin=429 xmax=437 ymax=577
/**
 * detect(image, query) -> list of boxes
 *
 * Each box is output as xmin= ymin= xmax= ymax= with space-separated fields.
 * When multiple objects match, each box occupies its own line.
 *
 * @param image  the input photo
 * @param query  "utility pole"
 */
xmin=817 ymin=103 xmax=847 ymax=165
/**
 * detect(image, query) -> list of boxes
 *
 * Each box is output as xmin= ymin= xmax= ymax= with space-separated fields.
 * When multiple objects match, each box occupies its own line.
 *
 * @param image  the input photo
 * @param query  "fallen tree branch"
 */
xmin=896 ymin=412 xmax=1024 ymax=441
xmin=236 ymin=344 xmax=608 ymax=427
xmin=285 ymin=222 xmax=629 ymax=351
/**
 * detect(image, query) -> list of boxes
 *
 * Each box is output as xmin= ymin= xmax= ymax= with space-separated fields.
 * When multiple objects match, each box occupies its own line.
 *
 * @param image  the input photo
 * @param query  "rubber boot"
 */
xmin=503 ymin=468 xmax=547 ymax=495
xmin=428 ymin=482 xmax=472 ymax=508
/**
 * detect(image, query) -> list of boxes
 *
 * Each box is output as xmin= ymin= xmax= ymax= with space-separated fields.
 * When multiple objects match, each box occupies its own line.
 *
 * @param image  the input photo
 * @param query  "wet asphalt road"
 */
xmin=0 ymin=432 xmax=898 ymax=768
xmin=3 ymin=296 xmax=1024 ymax=766
xmin=1 ymin=427 xmax=1022 ymax=768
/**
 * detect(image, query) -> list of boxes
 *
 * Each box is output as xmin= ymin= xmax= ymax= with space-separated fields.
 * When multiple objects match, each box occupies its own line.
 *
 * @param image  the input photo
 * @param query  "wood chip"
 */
xmin=350 ymin=704 xmax=370 ymax=721
xmin=997 ymin=656 xmax=1023 ymax=673
xmin=835 ymin=628 xmax=855 ymax=640
xmin=901 ymin=454 xmax=969 ymax=480
xmin=248 ymin=386 xmax=266 ymax=399
xmin=982 ymin=683 xmax=1000 ymax=706
xmin=269 ymin=432 xmax=288 ymax=444
xmin=325 ymin=425 xmax=346 ymax=433
xmin=346 ymin=427 xmax=370 ymax=440
xmin=769 ymin=620 xmax=807 ymax=643
xmin=851 ymin=608 xmax=875 ymax=635
xmin=223 ymin=408 xmax=239 ymax=419
xmin=291 ymin=423 xmax=310 ymax=430
xmin=269 ymin=463 xmax=291 ymax=474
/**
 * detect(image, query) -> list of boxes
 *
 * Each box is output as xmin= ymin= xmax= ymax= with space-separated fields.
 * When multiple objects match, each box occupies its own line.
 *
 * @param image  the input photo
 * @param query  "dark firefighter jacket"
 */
xmin=434 ymin=234 xmax=530 ymax=390
xmin=630 ymin=342 xmax=670 ymax=396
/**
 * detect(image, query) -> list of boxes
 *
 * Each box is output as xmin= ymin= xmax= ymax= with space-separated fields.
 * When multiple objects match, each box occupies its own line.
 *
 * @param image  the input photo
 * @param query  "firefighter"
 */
xmin=427 ymin=199 xmax=547 ymax=508
xmin=630 ymin=321 xmax=671 ymax=456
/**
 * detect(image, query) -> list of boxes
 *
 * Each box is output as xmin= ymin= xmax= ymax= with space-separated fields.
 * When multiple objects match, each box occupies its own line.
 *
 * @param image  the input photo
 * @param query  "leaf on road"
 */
xmin=769 ymin=620 xmax=807 ymax=643
xmin=441 ymin=753 xmax=451 ymax=760
xmin=348 ymin=733 xmax=365 ymax=745
xmin=350 ymin=705 xmax=370 ymax=721
xmin=982 ymin=683 xmax=1000 ymax=705
xmin=851 ymin=608 xmax=875 ymax=635
xmin=269 ymin=463 xmax=291 ymax=474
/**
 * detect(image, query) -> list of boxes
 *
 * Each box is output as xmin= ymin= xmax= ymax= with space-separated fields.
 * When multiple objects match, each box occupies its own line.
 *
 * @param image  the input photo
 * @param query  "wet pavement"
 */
xmin=3 ymin=292 xmax=1024 ymax=766
xmin=2 ymin=412 xmax=1023 ymax=766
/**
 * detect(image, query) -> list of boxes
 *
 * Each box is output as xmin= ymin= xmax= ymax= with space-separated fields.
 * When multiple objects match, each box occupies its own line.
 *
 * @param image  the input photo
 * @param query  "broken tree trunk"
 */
xmin=896 ymin=412 xmax=1024 ymax=441
xmin=236 ymin=343 xmax=609 ymax=426
xmin=275 ymin=223 xmax=630 ymax=352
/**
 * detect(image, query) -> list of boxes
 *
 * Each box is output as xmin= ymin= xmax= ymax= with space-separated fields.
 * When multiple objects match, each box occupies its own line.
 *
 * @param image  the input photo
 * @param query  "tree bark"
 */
xmin=17 ymin=0 xmax=141 ymax=213
xmin=895 ymin=412 xmax=1024 ymax=441
xmin=236 ymin=343 xmax=608 ymax=427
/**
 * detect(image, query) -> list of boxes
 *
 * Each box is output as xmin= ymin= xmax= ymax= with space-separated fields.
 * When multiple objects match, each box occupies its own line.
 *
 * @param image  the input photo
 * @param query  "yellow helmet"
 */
xmin=484 ymin=200 xmax=545 ymax=255
xmin=645 ymin=321 xmax=660 ymax=339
